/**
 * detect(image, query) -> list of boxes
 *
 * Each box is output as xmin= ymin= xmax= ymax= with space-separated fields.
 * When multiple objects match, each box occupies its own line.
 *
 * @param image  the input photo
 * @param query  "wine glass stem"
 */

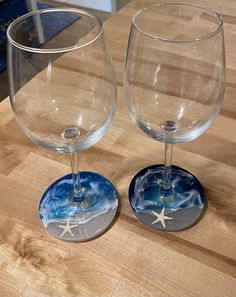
xmin=70 ymin=152 xmax=84 ymax=203
xmin=162 ymin=143 xmax=173 ymax=190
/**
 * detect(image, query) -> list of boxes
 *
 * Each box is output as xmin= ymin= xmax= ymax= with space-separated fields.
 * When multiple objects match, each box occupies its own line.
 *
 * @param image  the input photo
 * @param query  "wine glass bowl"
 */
xmin=124 ymin=3 xmax=225 ymax=231
xmin=8 ymin=9 xmax=116 ymax=153
xmin=7 ymin=8 xmax=118 ymax=241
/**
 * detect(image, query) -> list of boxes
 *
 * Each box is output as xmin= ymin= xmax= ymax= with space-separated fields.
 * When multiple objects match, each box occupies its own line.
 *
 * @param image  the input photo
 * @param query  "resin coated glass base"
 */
xmin=129 ymin=165 xmax=205 ymax=232
xmin=39 ymin=172 xmax=118 ymax=242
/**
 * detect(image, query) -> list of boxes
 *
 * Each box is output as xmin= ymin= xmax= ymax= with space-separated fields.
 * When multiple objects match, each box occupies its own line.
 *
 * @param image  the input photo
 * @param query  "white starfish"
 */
xmin=58 ymin=218 xmax=79 ymax=238
xmin=152 ymin=208 xmax=173 ymax=228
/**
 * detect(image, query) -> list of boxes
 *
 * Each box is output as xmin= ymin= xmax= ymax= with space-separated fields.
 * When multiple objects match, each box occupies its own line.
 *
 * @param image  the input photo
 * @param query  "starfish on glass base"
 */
xmin=58 ymin=218 xmax=79 ymax=238
xmin=152 ymin=208 xmax=173 ymax=228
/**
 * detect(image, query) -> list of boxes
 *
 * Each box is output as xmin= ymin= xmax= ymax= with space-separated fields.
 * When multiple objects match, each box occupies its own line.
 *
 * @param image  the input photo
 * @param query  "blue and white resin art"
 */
xmin=39 ymin=172 xmax=118 ymax=241
xmin=129 ymin=165 xmax=205 ymax=231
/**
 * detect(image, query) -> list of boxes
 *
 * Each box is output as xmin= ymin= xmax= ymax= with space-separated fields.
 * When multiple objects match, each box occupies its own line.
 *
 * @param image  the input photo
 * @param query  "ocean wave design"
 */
xmin=130 ymin=165 xmax=205 ymax=214
xmin=39 ymin=172 xmax=118 ymax=227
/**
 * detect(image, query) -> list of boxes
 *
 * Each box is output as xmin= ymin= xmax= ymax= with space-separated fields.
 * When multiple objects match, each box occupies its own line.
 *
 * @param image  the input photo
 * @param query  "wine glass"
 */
xmin=124 ymin=3 xmax=225 ymax=231
xmin=7 ymin=8 xmax=118 ymax=241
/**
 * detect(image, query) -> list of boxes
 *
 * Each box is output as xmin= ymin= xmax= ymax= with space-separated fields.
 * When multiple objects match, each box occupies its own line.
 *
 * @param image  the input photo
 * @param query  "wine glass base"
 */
xmin=129 ymin=165 xmax=205 ymax=232
xmin=39 ymin=172 xmax=118 ymax=242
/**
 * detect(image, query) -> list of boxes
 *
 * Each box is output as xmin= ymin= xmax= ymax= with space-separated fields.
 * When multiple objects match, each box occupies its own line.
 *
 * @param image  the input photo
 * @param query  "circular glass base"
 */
xmin=129 ymin=165 xmax=205 ymax=232
xmin=39 ymin=172 xmax=118 ymax=242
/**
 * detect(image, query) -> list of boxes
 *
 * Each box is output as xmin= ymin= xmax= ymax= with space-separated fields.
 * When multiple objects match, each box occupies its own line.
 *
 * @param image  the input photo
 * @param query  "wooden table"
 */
xmin=1 ymin=0 xmax=236 ymax=296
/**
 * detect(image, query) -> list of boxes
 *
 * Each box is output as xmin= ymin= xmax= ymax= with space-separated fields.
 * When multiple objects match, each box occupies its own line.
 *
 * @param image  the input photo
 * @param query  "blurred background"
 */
xmin=0 ymin=0 xmax=131 ymax=101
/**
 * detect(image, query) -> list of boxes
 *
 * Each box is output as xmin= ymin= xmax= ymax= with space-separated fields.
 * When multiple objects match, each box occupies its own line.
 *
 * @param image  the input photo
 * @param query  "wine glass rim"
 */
xmin=6 ymin=7 xmax=103 ymax=53
xmin=132 ymin=3 xmax=224 ymax=43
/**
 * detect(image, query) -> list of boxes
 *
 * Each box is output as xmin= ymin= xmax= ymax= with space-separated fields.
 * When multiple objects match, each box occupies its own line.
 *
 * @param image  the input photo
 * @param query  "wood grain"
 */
xmin=0 ymin=0 xmax=235 ymax=296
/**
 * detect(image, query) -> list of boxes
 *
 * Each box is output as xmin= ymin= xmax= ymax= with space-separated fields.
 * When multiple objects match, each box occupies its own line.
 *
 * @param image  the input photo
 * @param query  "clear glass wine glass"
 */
xmin=124 ymin=3 xmax=225 ymax=231
xmin=7 ymin=8 xmax=118 ymax=241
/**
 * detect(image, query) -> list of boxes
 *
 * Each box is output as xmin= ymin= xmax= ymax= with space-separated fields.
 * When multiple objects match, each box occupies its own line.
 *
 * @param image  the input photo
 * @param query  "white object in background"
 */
xmin=25 ymin=0 xmax=45 ymax=44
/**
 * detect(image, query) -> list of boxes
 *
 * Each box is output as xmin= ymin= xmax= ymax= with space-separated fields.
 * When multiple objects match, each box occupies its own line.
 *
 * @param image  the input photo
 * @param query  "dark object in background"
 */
xmin=0 ymin=0 xmax=29 ymax=72
xmin=0 ymin=0 xmax=61 ymax=72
